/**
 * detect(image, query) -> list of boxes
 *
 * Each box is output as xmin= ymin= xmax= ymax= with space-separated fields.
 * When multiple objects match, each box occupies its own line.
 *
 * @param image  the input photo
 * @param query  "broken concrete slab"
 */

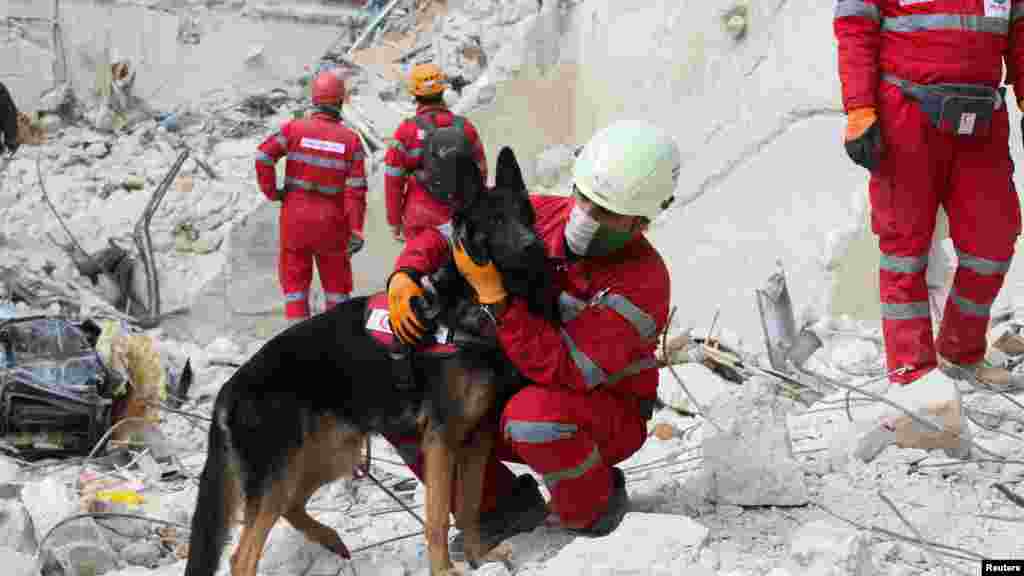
xmin=0 ymin=458 xmax=19 ymax=493
xmin=345 ymin=553 xmax=408 ymax=576
xmin=120 ymin=540 xmax=164 ymax=568
xmin=21 ymin=475 xmax=120 ymax=574
xmin=828 ymin=368 xmax=970 ymax=465
xmin=257 ymin=521 xmax=338 ymax=575
xmin=0 ymin=500 xmax=37 ymax=555
xmin=658 ymin=363 xmax=733 ymax=414
xmin=0 ymin=547 xmax=35 ymax=576
xmin=783 ymin=520 xmax=875 ymax=576
xmin=539 ymin=513 xmax=709 ymax=575
xmin=20 ymin=475 xmax=79 ymax=546
xmin=701 ymin=376 xmax=809 ymax=507
xmin=50 ymin=538 xmax=122 ymax=575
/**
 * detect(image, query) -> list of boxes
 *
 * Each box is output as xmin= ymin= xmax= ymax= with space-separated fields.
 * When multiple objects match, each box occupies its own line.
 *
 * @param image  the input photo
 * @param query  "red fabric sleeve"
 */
xmin=1010 ymin=1 xmax=1024 ymax=103
xmin=344 ymin=133 xmax=368 ymax=235
xmin=834 ymin=0 xmax=881 ymax=111
xmin=496 ymin=281 xmax=666 ymax=393
xmin=384 ymin=120 xmax=414 ymax=228
xmin=255 ymin=123 xmax=289 ymax=201
xmin=393 ymin=227 xmax=450 ymax=275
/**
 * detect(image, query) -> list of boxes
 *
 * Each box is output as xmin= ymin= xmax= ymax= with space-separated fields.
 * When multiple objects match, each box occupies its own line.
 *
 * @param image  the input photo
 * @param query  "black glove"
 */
xmin=449 ymin=75 xmax=470 ymax=94
xmin=347 ymin=233 xmax=364 ymax=256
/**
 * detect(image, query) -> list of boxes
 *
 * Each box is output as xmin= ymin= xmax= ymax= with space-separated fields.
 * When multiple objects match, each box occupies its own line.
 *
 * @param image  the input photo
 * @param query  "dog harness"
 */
xmin=364 ymin=292 xmax=458 ymax=356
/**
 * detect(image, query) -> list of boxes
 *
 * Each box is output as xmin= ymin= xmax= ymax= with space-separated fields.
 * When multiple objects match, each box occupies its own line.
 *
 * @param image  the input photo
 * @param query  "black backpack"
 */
xmin=413 ymin=112 xmax=475 ymax=206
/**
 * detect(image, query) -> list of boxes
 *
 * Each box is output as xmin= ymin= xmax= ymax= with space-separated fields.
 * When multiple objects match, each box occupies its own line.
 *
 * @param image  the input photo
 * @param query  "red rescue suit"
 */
xmin=384 ymin=104 xmax=487 ymax=241
xmin=255 ymin=112 xmax=368 ymax=319
xmin=385 ymin=195 xmax=670 ymax=528
xmin=835 ymin=0 xmax=1024 ymax=383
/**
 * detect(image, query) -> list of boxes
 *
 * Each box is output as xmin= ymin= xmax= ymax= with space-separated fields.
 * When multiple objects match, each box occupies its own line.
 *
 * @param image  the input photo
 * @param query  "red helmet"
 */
xmin=311 ymin=71 xmax=345 ymax=107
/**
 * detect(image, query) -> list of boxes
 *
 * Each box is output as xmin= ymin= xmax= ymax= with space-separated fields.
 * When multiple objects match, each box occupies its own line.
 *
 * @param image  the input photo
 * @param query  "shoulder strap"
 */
xmin=413 ymin=114 xmax=434 ymax=132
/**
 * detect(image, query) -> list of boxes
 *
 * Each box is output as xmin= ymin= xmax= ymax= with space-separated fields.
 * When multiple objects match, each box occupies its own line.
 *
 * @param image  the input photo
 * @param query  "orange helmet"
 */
xmin=407 ymin=63 xmax=447 ymax=97
xmin=312 ymin=71 xmax=345 ymax=107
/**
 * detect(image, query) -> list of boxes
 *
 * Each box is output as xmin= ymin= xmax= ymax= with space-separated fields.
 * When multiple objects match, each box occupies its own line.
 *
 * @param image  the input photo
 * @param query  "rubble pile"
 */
xmin=0 ymin=1 xmax=1023 ymax=576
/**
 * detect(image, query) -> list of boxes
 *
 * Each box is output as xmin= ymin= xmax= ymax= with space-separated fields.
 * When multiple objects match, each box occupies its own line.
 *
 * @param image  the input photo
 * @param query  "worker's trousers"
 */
xmin=869 ymin=82 xmax=1021 ymax=384
xmin=383 ymin=384 xmax=647 ymax=528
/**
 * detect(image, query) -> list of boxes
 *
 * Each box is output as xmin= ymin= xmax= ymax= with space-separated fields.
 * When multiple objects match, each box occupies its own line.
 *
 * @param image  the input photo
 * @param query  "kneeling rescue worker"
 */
xmin=385 ymin=119 xmax=681 ymax=550
xmin=835 ymin=0 xmax=1024 ymax=389
xmin=255 ymin=70 xmax=368 ymax=321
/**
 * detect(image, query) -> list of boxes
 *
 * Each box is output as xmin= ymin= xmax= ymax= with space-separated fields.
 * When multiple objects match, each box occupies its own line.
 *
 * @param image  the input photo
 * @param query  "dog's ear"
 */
xmin=495 ymin=147 xmax=526 ymax=195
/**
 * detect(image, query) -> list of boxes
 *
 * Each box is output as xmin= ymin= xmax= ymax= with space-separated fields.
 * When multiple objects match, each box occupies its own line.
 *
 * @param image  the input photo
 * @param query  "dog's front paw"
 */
xmin=482 ymin=542 xmax=513 ymax=564
xmin=433 ymin=564 xmax=467 ymax=576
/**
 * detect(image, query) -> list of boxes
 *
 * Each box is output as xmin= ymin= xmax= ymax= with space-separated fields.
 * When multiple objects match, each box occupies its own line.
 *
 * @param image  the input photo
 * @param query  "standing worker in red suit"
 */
xmin=835 ymin=0 xmax=1024 ymax=390
xmin=384 ymin=62 xmax=488 ymax=243
xmin=255 ymin=70 xmax=368 ymax=322
xmin=385 ymin=120 xmax=681 ymax=553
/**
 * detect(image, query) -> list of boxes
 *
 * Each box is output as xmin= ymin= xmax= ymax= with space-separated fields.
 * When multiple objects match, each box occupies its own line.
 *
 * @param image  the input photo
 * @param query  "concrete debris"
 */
xmin=1 ymin=2 xmax=1024 ymax=576
xmin=658 ymin=363 xmax=732 ymax=414
xmin=22 ymin=476 xmax=121 ymax=575
xmin=176 ymin=11 xmax=202 ymax=45
xmin=722 ymin=3 xmax=750 ymax=41
xmin=783 ymin=520 xmax=875 ymax=576
xmin=539 ymin=513 xmax=709 ymax=576
xmin=533 ymin=144 xmax=576 ymax=190
xmin=829 ymin=368 xmax=970 ymax=465
xmin=0 ymin=500 xmax=37 ymax=555
xmin=0 ymin=547 xmax=36 ymax=576
xmin=699 ymin=376 xmax=809 ymax=507
xmin=120 ymin=540 xmax=164 ymax=568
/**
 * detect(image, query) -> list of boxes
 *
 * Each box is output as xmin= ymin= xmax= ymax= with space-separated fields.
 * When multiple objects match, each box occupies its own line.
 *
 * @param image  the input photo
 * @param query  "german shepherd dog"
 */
xmin=184 ymin=147 xmax=556 ymax=576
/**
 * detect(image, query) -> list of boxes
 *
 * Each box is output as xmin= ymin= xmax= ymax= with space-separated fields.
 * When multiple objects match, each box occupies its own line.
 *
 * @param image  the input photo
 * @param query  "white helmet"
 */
xmin=571 ymin=120 xmax=682 ymax=221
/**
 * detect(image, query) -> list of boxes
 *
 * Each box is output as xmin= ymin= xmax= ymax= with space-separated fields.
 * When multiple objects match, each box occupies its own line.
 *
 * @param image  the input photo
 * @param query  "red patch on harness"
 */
xmin=364 ymin=292 xmax=458 ymax=356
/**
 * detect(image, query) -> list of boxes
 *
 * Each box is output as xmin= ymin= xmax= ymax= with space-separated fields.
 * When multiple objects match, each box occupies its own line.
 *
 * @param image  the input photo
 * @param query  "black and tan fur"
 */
xmin=184 ymin=148 xmax=556 ymax=576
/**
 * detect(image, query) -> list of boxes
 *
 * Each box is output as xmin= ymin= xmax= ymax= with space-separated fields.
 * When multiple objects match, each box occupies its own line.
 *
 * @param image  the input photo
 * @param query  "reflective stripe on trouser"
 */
xmin=499 ymin=386 xmax=646 ymax=528
xmin=382 ymin=385 xmax=647 ymax=528
xmin=869 ymin=82 xmax=1021 ymax=384
xmin=936 ymin=249 xmax=1014 ymax=365
xmin=878 ymin=251 xmax=935 ymax=383
xmin=279 ymin=247 xmax=353 ymax=319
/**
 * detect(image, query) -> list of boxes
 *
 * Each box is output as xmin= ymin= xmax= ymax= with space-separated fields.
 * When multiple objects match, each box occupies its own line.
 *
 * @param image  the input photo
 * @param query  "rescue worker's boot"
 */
xmin=938 ymin=355 xmax=1024 ymax=393
xmin=449 ymin=474 xmax=548 ymax=559
xmin=993 ymin=328 xmax=1024 ymax=356
xmin=562 ymin=467 xmax=630 ymax=537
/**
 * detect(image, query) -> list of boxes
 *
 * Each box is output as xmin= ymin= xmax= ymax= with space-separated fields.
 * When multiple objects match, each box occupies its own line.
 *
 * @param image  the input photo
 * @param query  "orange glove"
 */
xmin=843 ymin=106 xmax=882 ymax=172
xmin=844 ymin=107 xmax=877 ymax=141
xmin=453 ymin=240 xmax=507 ymax=304
xmin=387 ymin=271 xmax=427 ymax=344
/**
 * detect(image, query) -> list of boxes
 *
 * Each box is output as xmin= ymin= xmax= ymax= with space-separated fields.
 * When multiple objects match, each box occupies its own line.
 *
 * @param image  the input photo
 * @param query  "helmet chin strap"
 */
xmin=314 ymin=104 xmax=342 ymax=118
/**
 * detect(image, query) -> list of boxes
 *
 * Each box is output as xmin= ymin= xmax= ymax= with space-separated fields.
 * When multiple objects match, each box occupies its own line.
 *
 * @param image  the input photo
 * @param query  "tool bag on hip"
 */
xmin=886 ymin=74 xmax=1005 ymax=137
xmin=412 ymin=112 xmax=474 ymax=205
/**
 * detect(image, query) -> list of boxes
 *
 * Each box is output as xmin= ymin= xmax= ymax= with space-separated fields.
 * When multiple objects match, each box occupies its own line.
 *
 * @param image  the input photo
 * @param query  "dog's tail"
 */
xmin=184 ymin=401 xmax=240 ymax=576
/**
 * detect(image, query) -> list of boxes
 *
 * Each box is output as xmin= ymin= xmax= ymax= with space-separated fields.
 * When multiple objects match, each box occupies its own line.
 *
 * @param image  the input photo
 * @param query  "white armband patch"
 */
xmin=300 ymin=137 xmax=346 ymax=154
